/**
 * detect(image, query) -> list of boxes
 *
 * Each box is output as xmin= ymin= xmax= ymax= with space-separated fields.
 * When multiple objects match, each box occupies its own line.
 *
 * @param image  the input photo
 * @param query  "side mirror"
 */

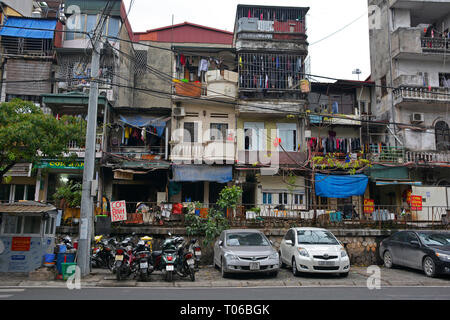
xmin=269 ymin=240 xmax=273 ymax=245
xmin=285 ymin=240 xmax=293 ymax=246
xmin=218 ymin=240 xmax=223 ymax=247
xmin=410 ymin=240 xmax=420 ymax=247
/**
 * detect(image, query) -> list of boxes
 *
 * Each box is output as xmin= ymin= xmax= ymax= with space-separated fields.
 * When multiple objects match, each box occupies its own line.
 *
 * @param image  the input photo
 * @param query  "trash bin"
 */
xmin=43 ymin=254 xmax=56 ymax=267
xmin=56 ymin=253 xmax=75 ymax=274
xmin=61 ymin=262 xmax=77 ymax=280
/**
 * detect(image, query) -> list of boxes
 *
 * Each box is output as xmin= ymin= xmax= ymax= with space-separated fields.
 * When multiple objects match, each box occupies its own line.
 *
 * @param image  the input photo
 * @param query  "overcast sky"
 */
xmin=123 ymin=0 xmax=371 ymax=82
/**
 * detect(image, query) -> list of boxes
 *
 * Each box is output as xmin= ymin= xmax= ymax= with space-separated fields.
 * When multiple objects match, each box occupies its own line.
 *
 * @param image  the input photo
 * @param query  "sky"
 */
xmin=123 ymin=0 xmax=371 ymax=82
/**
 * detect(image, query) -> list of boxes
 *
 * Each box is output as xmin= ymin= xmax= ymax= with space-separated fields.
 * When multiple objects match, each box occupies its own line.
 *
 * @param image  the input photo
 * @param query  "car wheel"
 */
xmin=423 ymin=256 xmax=436 ymax=278
xmin=338 ymin=272 xmax=349 ymax=278
xmin=279 ymin=251 xmax=286 ymax=268
xmin=270 ymin=271 xmax=278 ymax=278
xmin=221 ymin=258 xmax=229 ymax=279
xmin=292 ymin=257 xmax=300 ymax=276
xmin=383 ymin=250 xmax=394 ymax=269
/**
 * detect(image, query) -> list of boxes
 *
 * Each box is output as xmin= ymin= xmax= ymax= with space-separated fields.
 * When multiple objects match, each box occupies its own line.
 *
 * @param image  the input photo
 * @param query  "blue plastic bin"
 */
xmin=56 ymin=253 xmax=75 ymax=274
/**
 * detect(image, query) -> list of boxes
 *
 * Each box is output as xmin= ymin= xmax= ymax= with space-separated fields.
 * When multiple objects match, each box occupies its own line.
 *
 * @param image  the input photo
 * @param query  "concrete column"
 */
xmin=34 ymin=169 xmax=41 ymax=201
xmin=203 ymin=181 xmax=209 ymax=205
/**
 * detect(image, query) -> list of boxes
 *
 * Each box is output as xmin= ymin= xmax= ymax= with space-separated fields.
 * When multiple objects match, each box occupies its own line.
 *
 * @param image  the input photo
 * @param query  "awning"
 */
xmin=315 ymin=173 xmax=368 ymax=198
xmin=118 ymin=115 xmax=167 ymax=137
xmin=172 ymin=165 xmax=232 ymax=183
xmin=0 ymin=17 xmax=57 ymax=39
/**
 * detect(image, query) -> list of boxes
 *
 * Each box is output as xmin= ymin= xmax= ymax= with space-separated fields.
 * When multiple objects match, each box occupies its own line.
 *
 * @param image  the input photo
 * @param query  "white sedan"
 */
xmin=279 ymin=227 xmax=350 ymax=277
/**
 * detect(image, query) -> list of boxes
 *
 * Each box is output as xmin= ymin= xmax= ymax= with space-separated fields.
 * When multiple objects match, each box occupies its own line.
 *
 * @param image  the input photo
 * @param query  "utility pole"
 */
xmin=77 ymin=10 xmax=109 ymax=276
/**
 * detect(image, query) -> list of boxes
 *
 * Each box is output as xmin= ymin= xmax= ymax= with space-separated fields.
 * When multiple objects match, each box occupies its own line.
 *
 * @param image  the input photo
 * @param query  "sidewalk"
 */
xmin=0 ymin=266 xmax=449 ymax=288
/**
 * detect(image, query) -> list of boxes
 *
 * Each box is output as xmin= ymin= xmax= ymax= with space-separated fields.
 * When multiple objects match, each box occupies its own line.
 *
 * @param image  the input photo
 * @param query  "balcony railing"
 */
xmin=421 ymin=37 xmax=449 ymax=53
xmin=393 ymin=86 xmax=450 ymax=102
xmin=368 ymin=145 xmax=405 ymax=163
xmin=67 ymin=134 xmax=103 ymax=153
xmin=170 ymin=141 xmax=235 ymax=164
xmin=405 ymin=151 xmax=450 ymax=163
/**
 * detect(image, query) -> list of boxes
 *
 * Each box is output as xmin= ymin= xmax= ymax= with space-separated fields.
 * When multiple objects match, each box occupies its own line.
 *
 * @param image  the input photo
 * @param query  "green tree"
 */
xmin=0 ymin=99 xmax=86 ymax=180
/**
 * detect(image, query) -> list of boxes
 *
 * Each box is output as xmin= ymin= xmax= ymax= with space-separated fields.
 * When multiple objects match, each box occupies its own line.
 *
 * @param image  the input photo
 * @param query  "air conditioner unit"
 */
xmin=411 ymin=113 xmax=424 ymax=124
xmin=99 ymin=89 xmax=114 ymax=101
xmin=173 ymin=107 xmax=186 ymax=117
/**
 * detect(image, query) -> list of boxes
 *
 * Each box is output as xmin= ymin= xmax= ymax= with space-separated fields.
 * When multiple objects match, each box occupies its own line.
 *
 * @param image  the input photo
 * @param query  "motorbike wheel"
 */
xmin=189 ymin=268 xmax=195 ymax=282
xmin=116 ymin=269 xmax=122 ymax=281
xmin=166 ymin=271 xmax=173 ymax=282
xmin=139 ymin=271 xmax=148 ymax=282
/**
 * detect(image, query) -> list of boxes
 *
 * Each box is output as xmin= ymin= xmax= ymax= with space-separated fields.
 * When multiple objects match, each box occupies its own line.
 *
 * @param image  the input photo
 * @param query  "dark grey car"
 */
xmin=213 ymin=229 xmax=279 ymax=278
xmin=380 ymin=230 xmax=450 ymax=277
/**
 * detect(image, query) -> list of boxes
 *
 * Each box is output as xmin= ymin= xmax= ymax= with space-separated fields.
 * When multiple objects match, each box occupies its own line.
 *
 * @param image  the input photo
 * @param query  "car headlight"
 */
xmin=269 ymin=252 xmax=279 ymax=260
xmin=298 ymin=247 xmax=309 ymax=257
xmin=436 ymin=252 xmax=450 ymax=260
xmin=224 ymin=253 xmax=238 ymax=261
xmin=341 ymin=248 xmax=348 ymax=258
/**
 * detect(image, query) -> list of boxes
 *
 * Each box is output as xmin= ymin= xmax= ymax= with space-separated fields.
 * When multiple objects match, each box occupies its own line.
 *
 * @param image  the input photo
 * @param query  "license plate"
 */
xmin=318 ymin=261 xmax=335 ymax=266
xmin=195 ymin=251 xmax=202 ymax=256
xmin=187 ymin=259 xmax=194 ymax=265
xmin=140 ymin=262 xmax=148 ymax=269
xmin=166 ymin=265 xmax=174 ymax=271
xmin=115 ymin=255 xmax=123 ymax=261
xmin=249 ymin=262 xmax=260 ymax=270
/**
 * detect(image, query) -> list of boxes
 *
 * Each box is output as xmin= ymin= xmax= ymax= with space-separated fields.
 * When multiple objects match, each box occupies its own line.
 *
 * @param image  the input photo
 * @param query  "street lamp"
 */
xmin=352 ymin=68 xmax=362 ymax=81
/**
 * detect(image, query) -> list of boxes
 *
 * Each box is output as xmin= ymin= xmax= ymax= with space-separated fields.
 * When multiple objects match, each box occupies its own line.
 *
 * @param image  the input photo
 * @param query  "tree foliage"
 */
xmin=0 ymin=99 xmax=86 ymax=179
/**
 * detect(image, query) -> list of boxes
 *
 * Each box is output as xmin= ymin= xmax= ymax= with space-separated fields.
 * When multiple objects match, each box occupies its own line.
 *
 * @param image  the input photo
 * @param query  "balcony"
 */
xmin=172 ymin=71 xmax=238 ymax=102
xmin=66 ymin=134 xmax=103 ymax=158
xmin=391 ymin=28 xmax=450 ymax=60
xmin=368 ymin=145 xmax=450 ymax=165
xmin=170 ymin=141 xmax=235 ymax=164
xmin=236 ymin=150 xmax=307 ymax=167
xmin=393 ymin=86 xmax=450 ymax=104
xmin=405 ymin=150 xmax=450 ymax=164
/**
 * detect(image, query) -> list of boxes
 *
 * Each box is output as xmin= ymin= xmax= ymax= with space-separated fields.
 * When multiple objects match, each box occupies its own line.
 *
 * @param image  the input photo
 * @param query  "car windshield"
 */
xmin=297 ymin=230 xmax=339 ymax=245
xmin=417 ymin=233 xmax=450 ymax=246
xmin=226 ymin=232 xmax=270 ymax=246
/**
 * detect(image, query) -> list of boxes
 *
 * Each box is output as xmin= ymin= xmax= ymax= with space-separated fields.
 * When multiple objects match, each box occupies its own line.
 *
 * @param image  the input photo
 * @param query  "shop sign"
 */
xmin=11 ymin=237 xmax=31 ymax=251
xmin=110 ymin=200 xmax=127 ymax=222
xmin=38 ymin=161 xmax=84 ymax=170
xmin=300 ymin=79 xmax=310 ymax=93
xmin=364 ymin=199 xmax=375 ymax=213
xmin=410 ymin=195 xmax=422 ymax=211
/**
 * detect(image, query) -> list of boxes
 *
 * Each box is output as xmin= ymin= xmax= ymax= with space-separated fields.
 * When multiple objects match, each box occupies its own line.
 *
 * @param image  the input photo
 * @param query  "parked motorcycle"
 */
xmin=150 ymin=233 xmax=180 ymax=282
xmin=175 ymin=237 xmax=196 ymax=282
xmin=91 ymin=238 xmax=115 ymax=270
xmin=113 ymin=238 xmax=134 ymax=281
xmin=132 ymin=240 xmax=153 ymax=281
xmin=189 ymin=238 xmax=202 ymax=271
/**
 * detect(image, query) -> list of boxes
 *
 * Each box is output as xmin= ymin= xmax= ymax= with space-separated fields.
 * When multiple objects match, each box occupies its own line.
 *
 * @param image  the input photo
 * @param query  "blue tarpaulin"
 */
xmin=172 ymin=165 xmax=232 ymax=183
xmin=0 ymin=17 xmax=57 ymax=39
xmin=315 ymin=174 xmax=368 ymax=198
xmin=119 ymin=115 xmax=166 ymax=137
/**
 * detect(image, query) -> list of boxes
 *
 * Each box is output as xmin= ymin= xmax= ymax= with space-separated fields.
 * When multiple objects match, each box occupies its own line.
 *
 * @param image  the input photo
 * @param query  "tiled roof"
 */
xmin=0 ymin=201 xmax=56 ymax=213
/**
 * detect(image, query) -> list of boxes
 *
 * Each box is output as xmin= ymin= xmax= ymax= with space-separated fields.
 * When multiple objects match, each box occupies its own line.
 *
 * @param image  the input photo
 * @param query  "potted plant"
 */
xmin=52 ymin=181 xmax=82 ymax=224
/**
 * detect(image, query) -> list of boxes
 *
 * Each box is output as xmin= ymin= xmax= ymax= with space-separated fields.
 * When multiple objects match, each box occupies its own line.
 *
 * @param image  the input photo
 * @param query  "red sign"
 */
xmin=110 ymin=200 xmax=127 ymax=222
xmin=410 ymin=195 xmax=423 ymax=211
xmin=364 ymin=199 xmax=375 ymax=213
xmin=11 ymin=237 xmax=31 ymax=251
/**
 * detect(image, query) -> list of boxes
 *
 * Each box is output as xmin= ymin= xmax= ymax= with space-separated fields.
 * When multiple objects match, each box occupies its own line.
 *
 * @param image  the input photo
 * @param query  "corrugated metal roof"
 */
xmin=0 ymin=201 xmax=56 ymax=213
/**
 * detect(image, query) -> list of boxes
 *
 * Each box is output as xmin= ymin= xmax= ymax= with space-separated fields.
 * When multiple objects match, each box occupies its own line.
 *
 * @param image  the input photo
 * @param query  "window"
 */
xmin=277 ymin=123 xmax=297 ymax=151
xmin=45 ymin=217 xmax=55 ymax=235
xmin=244 ymin=122 xmax=264 ymax=151
xmin=23 ymin=216 xmax=41 ymax=234
xmin=381 ymin=76 xmax=388 ymax=97
xmin=435 ymin=121 xmax=450 ymax=151
xmin=263 ymin=192 xmax=272 ymax=204
xmin=226 ymin=232 xmax=270 ymax=246
xmin=86 ymin=14 xmax=98 ymax=34
xmin=279 ymin=193 xmax=288 ymax=205
xmin=0 ymin=185 xmax=10 ymax=201
xmin=107 ymin=17 xmax=120 ymax=38
xmin=183 ymin=122 xmax=198 ymax=143
xmin=210 ymin=123 xmax=228 ymax=141
xmin=2 ymin=215 xmax=22 ymax=234
xmin=293 ymin=194 xmax=304 ymax=205
xmin=439 ymin=73 xmax=450 ymax=88
xmin=297 ymin=230 xmax=339 ymax=245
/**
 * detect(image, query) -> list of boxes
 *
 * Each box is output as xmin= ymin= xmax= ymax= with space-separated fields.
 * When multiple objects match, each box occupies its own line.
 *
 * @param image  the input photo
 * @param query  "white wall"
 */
xmin=396 ymin=60 xmax=450 ymax=87
xmin=393 ymin=8 xmax=411 ymax=30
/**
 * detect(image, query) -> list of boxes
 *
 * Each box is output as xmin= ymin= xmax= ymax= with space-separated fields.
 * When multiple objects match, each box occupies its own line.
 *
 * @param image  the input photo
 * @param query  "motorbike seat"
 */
xmin=152 ymin=250 xmax=162 ymax=258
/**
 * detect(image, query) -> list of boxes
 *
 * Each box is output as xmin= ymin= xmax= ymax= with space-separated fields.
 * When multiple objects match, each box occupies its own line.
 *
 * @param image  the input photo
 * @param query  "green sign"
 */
xmin=36 ymin=161 xmax=84 ymax=170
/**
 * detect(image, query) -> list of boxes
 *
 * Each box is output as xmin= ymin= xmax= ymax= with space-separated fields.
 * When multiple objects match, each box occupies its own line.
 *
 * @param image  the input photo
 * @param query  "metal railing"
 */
xmin=393 ymin=86 xmax=450 ymax=102
xmin=421 ymin=37 xmax=449 ymax=52
xmin=405 ymin=150 xmax=450 ymax=163
xmin=67 ymin=134 xmax=103 ymax=152
xmin=368 ymin=145 xmax=405 ymax=163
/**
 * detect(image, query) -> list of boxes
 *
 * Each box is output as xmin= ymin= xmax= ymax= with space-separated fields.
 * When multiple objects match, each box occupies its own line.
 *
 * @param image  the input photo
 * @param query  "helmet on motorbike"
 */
xmin=94 ymin=235 xmax=103 ymax=243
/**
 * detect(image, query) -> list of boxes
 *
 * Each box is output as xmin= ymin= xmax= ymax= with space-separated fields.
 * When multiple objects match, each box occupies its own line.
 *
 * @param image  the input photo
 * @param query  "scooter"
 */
xmin=91 ymin=238 xmax=115 ymax=270
xmin=189 ymin=238 xmax=202 ymax=271
xmin=175 ymin=238 xmax=196 ymax=281
xmin=113 ymin=239 xmax=134 ymax=281
xmin=151 ymin=233 xmax=180 ymax=282
xmin=132 ymin=240 xmax=153 ymax=281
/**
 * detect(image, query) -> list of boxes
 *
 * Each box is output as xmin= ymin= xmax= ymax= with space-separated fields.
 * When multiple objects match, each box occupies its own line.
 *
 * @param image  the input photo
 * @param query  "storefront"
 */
xmin=0 ymin=202 xmax=57 ymax=272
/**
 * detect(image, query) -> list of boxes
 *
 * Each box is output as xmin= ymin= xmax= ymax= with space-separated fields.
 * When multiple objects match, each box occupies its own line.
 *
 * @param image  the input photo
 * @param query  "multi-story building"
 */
xmin=134 ymin=22 xmax=237 ymax=206
xmin=368 ymin=0 xmax=450 ymax=207
xmin=233 ymin=4 xmax=310 ymax=213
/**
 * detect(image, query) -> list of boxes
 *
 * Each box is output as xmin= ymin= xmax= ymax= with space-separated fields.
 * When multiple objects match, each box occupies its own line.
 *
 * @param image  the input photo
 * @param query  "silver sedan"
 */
xmin=213 ymin=229 xmax=280 ymax=278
